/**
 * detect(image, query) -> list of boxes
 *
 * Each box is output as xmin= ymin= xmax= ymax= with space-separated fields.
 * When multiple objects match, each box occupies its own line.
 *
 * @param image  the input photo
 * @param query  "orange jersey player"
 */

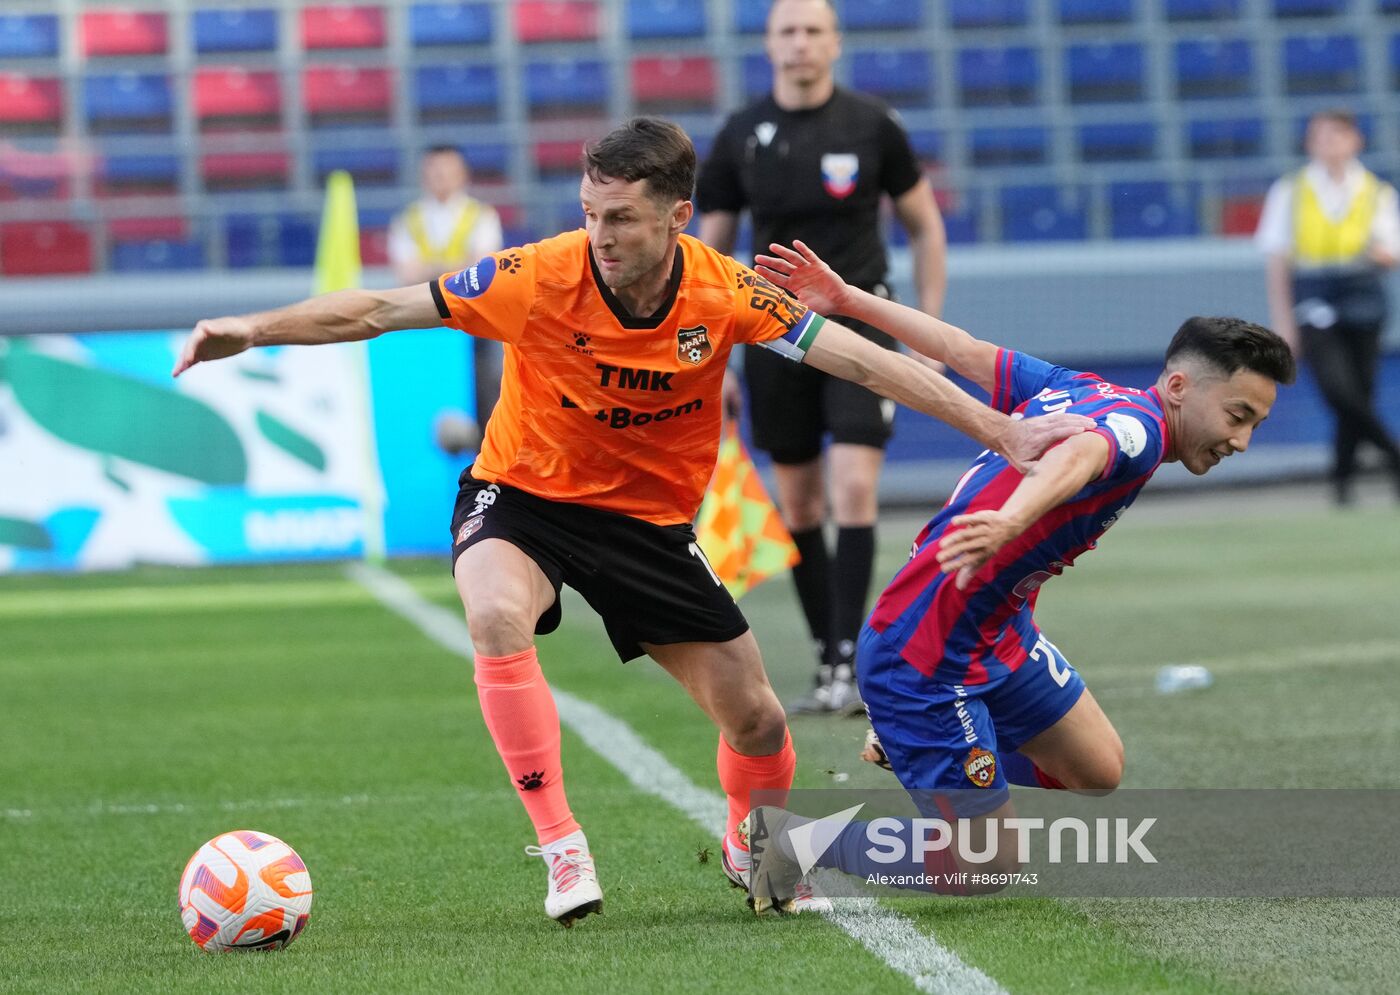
xmin=173 ymin=117 xmax=1090 ymax=925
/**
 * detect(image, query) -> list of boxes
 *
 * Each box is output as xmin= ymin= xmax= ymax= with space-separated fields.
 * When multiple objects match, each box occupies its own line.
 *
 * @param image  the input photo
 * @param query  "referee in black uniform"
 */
xmin=697 ymin=0 xmax=947 ymax=716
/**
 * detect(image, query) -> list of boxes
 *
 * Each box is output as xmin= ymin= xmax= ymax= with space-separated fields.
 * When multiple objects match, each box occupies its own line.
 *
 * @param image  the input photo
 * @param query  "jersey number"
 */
xmin=1029 ymin=635 xmax=1072 ymax=688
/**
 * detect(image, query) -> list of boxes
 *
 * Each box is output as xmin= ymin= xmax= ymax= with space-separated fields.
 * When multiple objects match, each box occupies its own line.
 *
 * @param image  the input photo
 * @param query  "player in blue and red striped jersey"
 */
xmin=738 ymin=241 xmax=1296 ymax=909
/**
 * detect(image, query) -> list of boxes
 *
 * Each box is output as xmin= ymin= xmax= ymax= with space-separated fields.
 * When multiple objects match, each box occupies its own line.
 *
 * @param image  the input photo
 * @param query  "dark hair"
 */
xmin=1164 ymin=316 xmax=1296 ymax=385
xmin=1309 ymin=108 xmax=1359 ymax=132
xmin=582 ymin=117 xmax=696 ymax=205
xmin=424 ymin=144 xmax=465 ymax=159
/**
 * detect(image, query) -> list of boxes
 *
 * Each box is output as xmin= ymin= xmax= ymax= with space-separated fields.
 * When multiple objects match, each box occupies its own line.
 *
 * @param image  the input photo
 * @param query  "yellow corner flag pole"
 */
xmin=694 ymin=422 xmax=800 ymax=600
xmin=313 ymin=169 xmax=385 ymax=563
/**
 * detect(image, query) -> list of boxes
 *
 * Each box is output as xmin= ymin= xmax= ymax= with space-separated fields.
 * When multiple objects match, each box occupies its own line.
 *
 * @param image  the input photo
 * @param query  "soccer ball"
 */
xmin=178 ymin=829 xmax=313 ymax=952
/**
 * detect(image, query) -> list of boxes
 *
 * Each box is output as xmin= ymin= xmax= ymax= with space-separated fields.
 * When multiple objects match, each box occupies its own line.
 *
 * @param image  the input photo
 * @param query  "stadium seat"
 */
xmin=949 ymin=0 xmax=1029 ymax=29
xmin=302 ymin=5 xmax=386 ymax=49
xmin=302 ymin=67 xmax=393 ymax=126
xmin=201 ymin=152 xmax=291 ymax=192
xmin=1187 ymin=116 xmax=1265 ymax=158
xmin=1384 ymin=0 xmax=1400 ymax=12
xmin=970 ymin=126 xmax=1049 ymax=166
xmin=627 ymin=0 xmax=706 ymax=39
xmin=1391 ymin=33 xmax=1400 ymax=88
xmin=936 ymin=188 xmax=981 ymax=244
xmin=632 ymin=56 xmax=717 ymax=114
xmin=1109 ymin=180 xmax=1200 ymax=238
xmin=515 ymin=2 xmax=598 ymax=43
xmin=523 ymin=59 xmax=608 ymax=118
xmin=194 ymin=69 xmax=281 ymax=130
xmin=1273 ymin=0 xmax=1348 ymax=17
xmin=409 ymin=3 xmax=494 ymax=46
xmin=906 ymin=129 xmax=944 ymax=165
xmin=0 ymin=74 xmax=63 ymax=133
xmin=192 ymin=9 xmax=278 ymax=54
xmin=534 ymin=140 xmax=586 ymax=178
xmin=1220 ymin=195 xmax=1265 ymax=235
xmin=957 ymin=47 xmax=1040 ymax=106
xmin=96 ymin=154 xmax=181 ymax=195
xmin=1174 ymin=38 xmax=1254 ymax=99
xmin=1163 ymin=0 xmax=1241 ymax=19
xmin=742 ymin=53 xmax=771 ymax=100
xmin=414 ymin=64 xmax=499 ymax=122
xmin=83 ymin=73 xmax=173 ymax=134
xmin=0 ymin=173 xmax=68 ymax=203
xmin=462 ymin=142 xmax=511 ymax=180
xmin=111 ymin=238 xmax=206 ymax=272
xmin=735 ymin=3 xmax=769 ymax=33
xmin=1282 ymin=33 xmax=1362 ymax=94
xmin=1066 ymin=42 xmax=1146 ymax=103
xmin=840 ymin=0 xmax=923 ymax=31
xmin=0 ymin=221 xmax=93 ymax=276
xmin=851 ymin=49 xmax=933 ymax=108
xmin=1000 ymin=185 xmax=1088 ymax=241
xmin=107 ymin=217 xmax=187 ymax=241
xmin=1078 ymin=121 xmax=1157 ymax=161
xmin=0 ymin=14 xmax=59 ymax=58
xmin=225 ymin=213 xmax=316 ymax=267
xmin=80 ymin=11 xmax=167 ymax=57
xmin=312 ymin=147 xmax=399 ymax=186
xmin=1057 ymin=0 xmax=1135 ymax=24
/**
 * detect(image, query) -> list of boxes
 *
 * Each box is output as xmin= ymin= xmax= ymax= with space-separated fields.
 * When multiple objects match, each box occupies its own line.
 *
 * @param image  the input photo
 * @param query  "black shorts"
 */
xmin=744 ymin=297 xmax=897 ymax=465
xmin=449 ymin=471 xmax=750 ymax=662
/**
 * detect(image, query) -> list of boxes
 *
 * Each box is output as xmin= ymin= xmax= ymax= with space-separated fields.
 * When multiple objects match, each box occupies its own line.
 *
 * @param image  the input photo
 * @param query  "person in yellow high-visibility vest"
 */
xmin=1257 ymin=109 xmax=1400 ymax=505
xmin=390 ymin=145 xmax=505 ymax=448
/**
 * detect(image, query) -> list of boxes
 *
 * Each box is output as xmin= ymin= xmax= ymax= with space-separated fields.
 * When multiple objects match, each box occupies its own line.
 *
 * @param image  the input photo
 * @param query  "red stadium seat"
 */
xmin=80 ymin=10 xmax=167 ymax=57
xmin=631 ymin=56 xmax=717 ymax=113
xmin=200 ymin=152 xmax=291 ymax=192
xmin=0 ymin=221 xmax=93 ymax=276
xmin=360 ymin=226 xmax=389 ymax=266
xmin=534 ymin=139 xmax=586 ymax=176
xmin=194 ymin=69 xmax=281 ymax=130
xmin=515 ymin=2 xmax=598 ymax=42
xmin=0 ymin=74 xmax=63 ymax=132
xmin=302 ymin=66 xmax=393 ymax=125
xmin=1220 ymin=196 xmax=1264 ymax=235
xmin=301 ymin=5 xmax=386 ymax=49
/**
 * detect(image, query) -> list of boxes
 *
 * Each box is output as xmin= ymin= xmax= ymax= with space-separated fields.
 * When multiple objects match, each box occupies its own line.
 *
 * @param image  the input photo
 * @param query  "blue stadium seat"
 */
xmin=0 ymin=14 xmax=59 ymax=57
xmin=225 ymin=214 xmax=316 ymax=268
xmin=1110 ymin=181 xmax=1200 ymax=238
xmin=1187 ymin=116 xmax=1265 ymax=158
xmin=906 ymin=129 xmax=944 ymax=163
xmin=1175 ymin=38 xmax=1254 ymax=98
xmin=524 ymin=59 xmax=609 ymax=117
xmin=850 ymin=49 xmax=932 ymax=108
xmin=627 ymin=0 xmax=705 ymax=39
xmin=735 ymin=3 xmax=768 ymax=33
xmin=1058 ymin=0 xmax=1135 ymax=24
xmin=1078 ymin=121 xmax=1156 ymax=161
xmin=1282 ymin=33 xmax=1362 ymax=94
xmin=192 ymin=9 xmax=278 ymax=53
xmin=1383 ymin=0 xmax=1400 ymax=12
xmin=957 ymin=46 xmax=1040 ymax=106
xmin=949 ymin=0 xmax=1029 ymax=28
xmin=840 ymin=0 xmax=922 ymax=31
xmin=1066 ymin=42 xmax=1146 ymax=103
xmin=1390 ymin=33 xmax=1400 ymax=87
xmin=409 ymin=3 xmax=494 ymax=46
xmin=99 ymin=154 xmax=180 ymax=192
xmin=970 ymin=126 xmax=1048 ymax=166
xmin=742 ymin=53 xmax=771 ymax=100
xmin=1164 ymin=0 xmax=1241 ymax=17
xmin=111 ymin=239 xmax=206 ymax=272
xmin=1273 ymin=0 xmax=1348 ymax=17
xmin=312 ymin=147 xmax=399 ymax=186
xmin=83 ymin=74 xmax=173 ymax=133
xmin=462 ymin=142 xmax=510 ymax=179
xmin=1000 ymin=185 xmax=1088 ymax=241
xmin=939 ymin=189 xmax=982 ymax=244
xmin=414 ymin=64 xmax=499 ymax=122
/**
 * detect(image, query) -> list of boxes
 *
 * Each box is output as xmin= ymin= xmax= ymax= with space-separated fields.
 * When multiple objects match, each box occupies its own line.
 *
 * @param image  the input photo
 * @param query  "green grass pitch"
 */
xmin=3 ymin=489 xmax=1398 ymax=994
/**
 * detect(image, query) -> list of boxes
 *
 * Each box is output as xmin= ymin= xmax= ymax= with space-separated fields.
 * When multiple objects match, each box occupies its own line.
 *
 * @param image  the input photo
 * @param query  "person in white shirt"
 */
xmin=391 ymin=145 xmax=506 ymax=448
xmin=1256 ymin=109 xmax=1400 ymax=504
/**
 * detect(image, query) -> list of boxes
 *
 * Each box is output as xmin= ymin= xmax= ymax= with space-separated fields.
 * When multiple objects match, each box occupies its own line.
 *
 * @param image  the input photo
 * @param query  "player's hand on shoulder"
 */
xmin=173 ymin=316 xmax=256 ymax=377
xmin=936 ymin=510 xmax=1017 ymax=590
xmin=753 ymin=240 xmax=851 ymax=315
xmin=999 ymin=413 xmax=1095 ymax=473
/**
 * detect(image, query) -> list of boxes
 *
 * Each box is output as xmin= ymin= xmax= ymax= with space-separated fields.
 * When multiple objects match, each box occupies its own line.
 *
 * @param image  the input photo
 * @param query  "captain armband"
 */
xmin=756 ymin=312 xmax=825 ymax=363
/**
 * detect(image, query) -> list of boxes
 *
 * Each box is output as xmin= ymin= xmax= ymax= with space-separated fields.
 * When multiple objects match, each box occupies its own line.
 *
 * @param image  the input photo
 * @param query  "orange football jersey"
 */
xmin=433 ymin=230 xmax=823 ymax=524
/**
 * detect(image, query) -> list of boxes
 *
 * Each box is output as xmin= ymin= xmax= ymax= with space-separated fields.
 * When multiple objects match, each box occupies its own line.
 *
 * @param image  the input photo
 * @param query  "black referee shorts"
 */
xmin=449 ymin=471 xmax=750 ymax=662
xmin=744 ymin=298 xmax=897 ymax=465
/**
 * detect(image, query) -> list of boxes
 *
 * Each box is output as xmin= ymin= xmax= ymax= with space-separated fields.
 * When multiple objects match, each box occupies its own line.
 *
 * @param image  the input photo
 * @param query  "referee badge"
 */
xmin=821 ymin=153 xmax=859 ymax=199
xmin=677 ymin=325 xmax=713 ymax=366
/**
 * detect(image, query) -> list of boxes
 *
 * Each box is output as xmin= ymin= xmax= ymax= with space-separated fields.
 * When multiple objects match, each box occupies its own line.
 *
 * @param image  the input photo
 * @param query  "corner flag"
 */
xmin=695 ymin=423 xmax=799 ymax=599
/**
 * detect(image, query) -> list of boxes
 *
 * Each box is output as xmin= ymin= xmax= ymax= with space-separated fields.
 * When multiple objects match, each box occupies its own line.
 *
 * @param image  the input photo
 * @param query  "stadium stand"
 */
xmin=1109 ymin=180 xmax=1201 ymax=238
xmin=627 ymin=0 xmax=707 ymax=39
xmin=96 ymin=154 xmax=181 ymax=196
xmin=301 ymin=5 xmax=387 ymax=49
xmin=632 ymin=56 xmax=717 ymax=114
xmin=850 ymin=49 xmax=933 ymax=108
xmin=0 ymin=221 xmax=93 ymax=275
xmin=842 ymin=0 xmax=923 ymax=31
xmin=970 ymin=126 xmax=1050 ymax=167
xmin=194 ymin=69 xmax=282 ymax=130
xmin=80 ymin=10 xmax=167 ymax=57
xmin=1057 ymin=0 xmax=1136 ymax=25
xmin=302 ymin=66 xmax=394 ymax=127
xmin=957 ymin=46 xmax=1040 ymax=106
xmin=1164 ymin=0 xmax=1242 ymax=18
xmin=1000 ymin=184 xmax=1090 ymax=241
xmin=515 ymin=2 xmax=598 ymax=43
xmin=1282 ymin=33 xmax=1362 ymax=94
xmin=523 ymin=58 xmax=609 ymax=118
xmin=1175 ymin=37 xmax=1255 ymax=99
xmin=950 ymin=0 xmax=1030 ymax=29
xmin=0 ymin=74 xmax=63 ymax=135
xmin=408 ymin=3 xmax=494 ymax=46
xmin=1066 ymin=41 xmax=1147 ymax=103
xmin=192 ymin=8 xmax=279 ymax=54
xmin=414 ymin=64 xmax=500 ymax=123
xmin=83 ymin=73 xmax=174 ymax=134
xmin=1079 ymin=121 xmax=1158 ymax=162
xmin=0 ymin=14 xmax=60 ymax=58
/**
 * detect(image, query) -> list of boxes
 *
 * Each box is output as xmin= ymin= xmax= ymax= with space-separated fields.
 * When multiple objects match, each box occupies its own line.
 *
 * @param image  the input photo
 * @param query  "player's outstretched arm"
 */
xmin=172 ymin=284 xmax=439 ymax=377
xmin=801 ymin=320 xmax=1092 ymax=473
xmin=936 ymin=432 xmax=1110 ymax=589
xmin=755 ymin=240 xmax=999 ymax=391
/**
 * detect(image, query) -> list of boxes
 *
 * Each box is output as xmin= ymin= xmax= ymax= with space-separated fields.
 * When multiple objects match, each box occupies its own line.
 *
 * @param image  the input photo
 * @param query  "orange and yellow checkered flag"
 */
xmin=695 ymin=423 xmax=800 ymax=599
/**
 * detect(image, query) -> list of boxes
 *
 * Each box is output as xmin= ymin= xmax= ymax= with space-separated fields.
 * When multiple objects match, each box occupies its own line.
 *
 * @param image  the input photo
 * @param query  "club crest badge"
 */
xmin=455 ymin=515 xmax=485 ymax=545
xmin=963 ymin=747 xmax=997 ymax=788
xmin=821 ymin=153 xmax=859 ymax=199
xmin=677 ymin=325 xmax=713 ymax=366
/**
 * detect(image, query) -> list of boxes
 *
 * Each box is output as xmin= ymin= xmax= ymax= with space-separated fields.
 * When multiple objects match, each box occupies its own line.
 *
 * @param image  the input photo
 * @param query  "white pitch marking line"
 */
xmin=347 ymin=562 xmax=1007 ymax=995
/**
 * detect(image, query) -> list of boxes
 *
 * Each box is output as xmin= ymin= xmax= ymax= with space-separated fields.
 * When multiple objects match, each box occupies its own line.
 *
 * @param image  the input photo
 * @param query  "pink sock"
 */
xmin=717 ymin=729 xmax=796 ymax=849
xmin=473 ymin=647 xmax=580 ymax=845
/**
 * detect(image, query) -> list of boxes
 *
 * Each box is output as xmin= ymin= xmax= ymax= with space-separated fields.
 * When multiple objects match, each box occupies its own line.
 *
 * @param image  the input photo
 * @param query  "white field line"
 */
xmin=345 ymin=562 xmax=1007 ymax=995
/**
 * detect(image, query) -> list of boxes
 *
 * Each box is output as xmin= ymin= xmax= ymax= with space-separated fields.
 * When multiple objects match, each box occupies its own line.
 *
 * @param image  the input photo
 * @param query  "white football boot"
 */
xmin=723 ymin=825 xmax=832 ymax=915
xmin=524 ymin=829 xmax=603 ymax=927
